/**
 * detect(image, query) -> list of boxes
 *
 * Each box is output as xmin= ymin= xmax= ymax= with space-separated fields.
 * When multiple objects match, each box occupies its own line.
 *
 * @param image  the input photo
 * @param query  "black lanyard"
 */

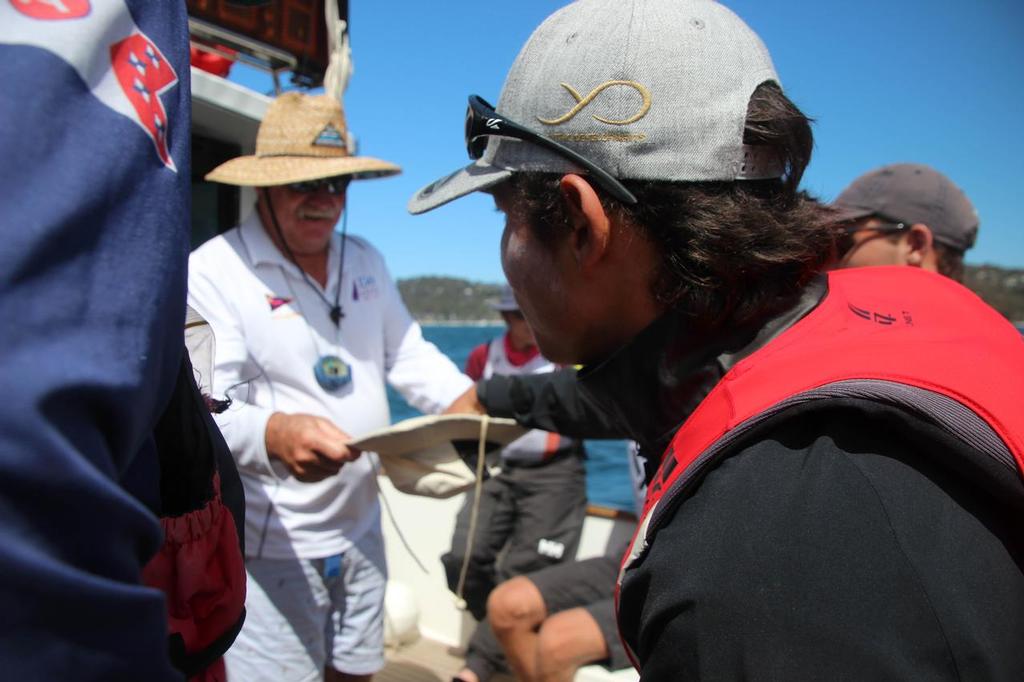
xmin=262 ymin=188 xmax=348 ymax=327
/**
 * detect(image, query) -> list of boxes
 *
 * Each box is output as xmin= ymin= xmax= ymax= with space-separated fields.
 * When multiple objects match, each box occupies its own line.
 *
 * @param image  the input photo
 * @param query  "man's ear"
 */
xmin=558 ymin=174 xmax=612 ymax=271
xmin=903 ymin=224 xmax=934 ymax=267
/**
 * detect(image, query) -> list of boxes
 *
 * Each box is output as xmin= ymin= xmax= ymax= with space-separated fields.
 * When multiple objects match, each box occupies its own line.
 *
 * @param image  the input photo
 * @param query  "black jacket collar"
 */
xmin=577 ymin=277 xmax=827 ymax=464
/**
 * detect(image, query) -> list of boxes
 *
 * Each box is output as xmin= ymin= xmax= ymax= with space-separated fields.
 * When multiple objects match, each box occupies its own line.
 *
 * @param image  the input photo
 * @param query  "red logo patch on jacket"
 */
xmin=11 ymin=0 xmax=91 ymax=20
xmin=110 ymin=32 xmax=178 ymax=169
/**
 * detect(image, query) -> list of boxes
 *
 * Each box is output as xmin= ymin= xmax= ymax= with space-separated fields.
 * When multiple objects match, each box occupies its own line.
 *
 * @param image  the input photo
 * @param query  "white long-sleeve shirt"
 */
xmin=188 ymin=212 xmax=472 ymax=559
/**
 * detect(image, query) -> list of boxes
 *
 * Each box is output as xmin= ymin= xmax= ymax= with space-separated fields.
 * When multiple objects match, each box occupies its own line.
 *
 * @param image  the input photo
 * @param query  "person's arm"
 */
xmin=0 ymin=6 xmax=190 ymax=679
xmin=622 ymin=404 xmax=1024 ymax=680
xmin=475 ymin=368 xmax=627 ymax=439
xmin=187 ymin=262 xmax=355 ymax=482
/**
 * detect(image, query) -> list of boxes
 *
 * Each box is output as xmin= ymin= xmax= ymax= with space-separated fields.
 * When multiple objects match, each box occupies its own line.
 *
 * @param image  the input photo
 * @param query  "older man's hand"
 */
xmin=265 ymin=412 xmax=360 ymax=483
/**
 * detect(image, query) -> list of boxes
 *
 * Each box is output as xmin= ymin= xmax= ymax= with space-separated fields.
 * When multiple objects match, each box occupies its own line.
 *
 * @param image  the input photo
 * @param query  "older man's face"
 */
xmin=259 ymin=180 xmax=347 ymax=257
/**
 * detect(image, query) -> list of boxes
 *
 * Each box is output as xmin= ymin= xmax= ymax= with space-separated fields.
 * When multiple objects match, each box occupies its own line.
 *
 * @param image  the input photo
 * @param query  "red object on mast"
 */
xmin=186 ymin=0 xmax=348 ymax=85
xmin=190 ymin=45 xmax=235 ymax=77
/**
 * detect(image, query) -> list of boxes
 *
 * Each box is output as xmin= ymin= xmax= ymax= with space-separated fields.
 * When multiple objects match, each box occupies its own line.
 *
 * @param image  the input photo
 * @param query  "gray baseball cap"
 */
xmin=832 ymin=163 xmax=979 ymax=252
xmin=409 ymin=0 xmax=784 ymax=215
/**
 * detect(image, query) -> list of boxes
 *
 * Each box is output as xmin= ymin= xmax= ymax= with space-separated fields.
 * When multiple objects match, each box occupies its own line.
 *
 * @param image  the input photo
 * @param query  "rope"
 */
xmin=375 ymin=472 xmax=429 ymax=575
xmin=453 ymin=414 xmax=490 ymax=610
xmin=374 ymin=414 xmax=492 ymax=580
xmin=323 ymin=0 xmax=353 ymax=146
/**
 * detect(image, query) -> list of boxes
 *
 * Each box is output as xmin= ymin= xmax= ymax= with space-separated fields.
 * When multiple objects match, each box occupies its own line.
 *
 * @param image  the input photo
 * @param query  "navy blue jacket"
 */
xmin=0 ymin=3 xmax=191 ymax=679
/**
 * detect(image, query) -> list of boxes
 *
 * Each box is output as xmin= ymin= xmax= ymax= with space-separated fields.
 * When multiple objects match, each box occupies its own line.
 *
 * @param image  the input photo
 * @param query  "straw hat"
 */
xmin=205 ymin=92 xmax=401 ymax=186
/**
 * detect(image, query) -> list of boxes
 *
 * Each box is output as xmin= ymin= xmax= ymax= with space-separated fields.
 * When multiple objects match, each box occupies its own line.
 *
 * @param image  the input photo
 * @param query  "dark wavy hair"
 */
xmin=507 ymin=82 xmax=835 ymax=335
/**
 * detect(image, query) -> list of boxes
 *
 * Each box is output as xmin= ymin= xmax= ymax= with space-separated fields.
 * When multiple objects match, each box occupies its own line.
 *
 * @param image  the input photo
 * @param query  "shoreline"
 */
xmin=416 ymin=319 xmax=504 ymax=327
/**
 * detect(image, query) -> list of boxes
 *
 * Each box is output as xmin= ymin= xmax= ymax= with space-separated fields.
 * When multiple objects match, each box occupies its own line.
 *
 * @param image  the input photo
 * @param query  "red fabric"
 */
xmin=465 ymin=343 xmax=489 ymax=381
xmin=143 ymin=473 xmax=246 ymax=669
xmin=189 ymin=46 xmax=234 ymax=78
xmin=643 ymin=267 xmax=1024 ymax=515
xmin=504 ymin=333 xmax=540 ymax=367
xmin=616 ymin=267 xmax=1024 ymax=670
xmin=542 ymin=431 xmax=561 ymax=459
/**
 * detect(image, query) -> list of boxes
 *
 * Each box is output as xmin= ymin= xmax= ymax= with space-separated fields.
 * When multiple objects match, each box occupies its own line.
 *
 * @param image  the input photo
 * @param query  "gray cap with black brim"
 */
xmin=408 ymin=0 xmax=785 ymax=216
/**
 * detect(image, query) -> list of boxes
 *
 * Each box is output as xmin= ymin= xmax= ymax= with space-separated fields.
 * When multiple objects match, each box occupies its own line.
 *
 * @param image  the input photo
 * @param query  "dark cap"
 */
xmin=832 ymin=163 xmax=979 ymax=252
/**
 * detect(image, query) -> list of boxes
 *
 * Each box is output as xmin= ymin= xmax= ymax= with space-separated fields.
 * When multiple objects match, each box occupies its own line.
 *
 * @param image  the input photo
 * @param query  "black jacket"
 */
xmin=620 ymin=397 xmax=1024 ymax=681
xmin=477 ymin=279 xmax=1024 ymax=680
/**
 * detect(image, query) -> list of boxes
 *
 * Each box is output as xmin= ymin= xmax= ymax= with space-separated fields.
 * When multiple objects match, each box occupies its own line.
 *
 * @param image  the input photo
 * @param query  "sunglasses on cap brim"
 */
xmin=464 ymin=95 xmax=637 ymax=205
xmin=286 ymin=176 xmax=351 ymax=195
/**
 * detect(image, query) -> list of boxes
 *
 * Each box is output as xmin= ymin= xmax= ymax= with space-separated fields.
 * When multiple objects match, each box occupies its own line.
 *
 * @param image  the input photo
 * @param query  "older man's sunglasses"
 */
xmin=464 ymin=95 xmax=637 ymax=205
xmin=287 ymin=176 xmax=350 ymax=195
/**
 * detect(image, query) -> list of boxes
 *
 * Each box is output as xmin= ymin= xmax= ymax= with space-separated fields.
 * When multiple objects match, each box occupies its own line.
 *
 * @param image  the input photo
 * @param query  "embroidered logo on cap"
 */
xmin=313 ymin=123 xmax=346 ymax=148
xmin=538 ymin=81 xmax=651 ymax=126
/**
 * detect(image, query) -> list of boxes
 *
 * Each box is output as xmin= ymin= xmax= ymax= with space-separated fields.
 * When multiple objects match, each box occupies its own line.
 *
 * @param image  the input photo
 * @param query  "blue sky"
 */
xmin=232 ymin=0 xmax=1024 ymax=283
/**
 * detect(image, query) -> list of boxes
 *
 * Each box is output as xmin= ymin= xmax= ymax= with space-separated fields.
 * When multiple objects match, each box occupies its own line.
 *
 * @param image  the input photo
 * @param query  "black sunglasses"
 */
xmin=287 ymin=176 xmax=350 ymax=195
xmin=837 ymin=220 xmax=909 ymax=256
xmin=465 ymin=95 xmax=637 ymax=205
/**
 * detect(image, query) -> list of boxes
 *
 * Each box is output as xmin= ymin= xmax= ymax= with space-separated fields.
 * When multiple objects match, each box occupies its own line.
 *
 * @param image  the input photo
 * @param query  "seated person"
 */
xmin=446 ymin=286 xmax=588 ymax=682
xmin=487 ymin=548 xmax=630 ymax=682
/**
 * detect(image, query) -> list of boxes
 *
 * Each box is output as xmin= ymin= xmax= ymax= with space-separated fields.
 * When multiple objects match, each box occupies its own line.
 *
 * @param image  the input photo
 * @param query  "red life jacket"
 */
xmin=616 ymin=266 xmax=1024 ymax=669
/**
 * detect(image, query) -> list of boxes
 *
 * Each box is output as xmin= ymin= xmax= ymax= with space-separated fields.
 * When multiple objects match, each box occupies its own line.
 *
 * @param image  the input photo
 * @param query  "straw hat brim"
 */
xmin=205 ymin=154 xmax=402 ymax=187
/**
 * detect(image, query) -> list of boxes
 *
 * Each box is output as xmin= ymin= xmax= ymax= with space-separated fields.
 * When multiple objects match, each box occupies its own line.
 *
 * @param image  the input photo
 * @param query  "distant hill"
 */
xmin=399 ymin=265 xmax=1024 ymax=325
xmin=397 ymin=276 xmax=504 ymax=323
xmin=964 ymin=264 xmax=1024 ymax=324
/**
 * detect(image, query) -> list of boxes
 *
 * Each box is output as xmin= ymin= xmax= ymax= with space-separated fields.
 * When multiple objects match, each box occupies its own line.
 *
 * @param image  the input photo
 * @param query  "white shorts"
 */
xmin=225 ymin=530 xmax=388 ymax=681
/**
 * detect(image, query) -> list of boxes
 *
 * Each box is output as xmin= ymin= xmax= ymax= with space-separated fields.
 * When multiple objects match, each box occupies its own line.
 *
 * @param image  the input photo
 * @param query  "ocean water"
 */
xmin=387 ymin=325 xmax=635 ymax=512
